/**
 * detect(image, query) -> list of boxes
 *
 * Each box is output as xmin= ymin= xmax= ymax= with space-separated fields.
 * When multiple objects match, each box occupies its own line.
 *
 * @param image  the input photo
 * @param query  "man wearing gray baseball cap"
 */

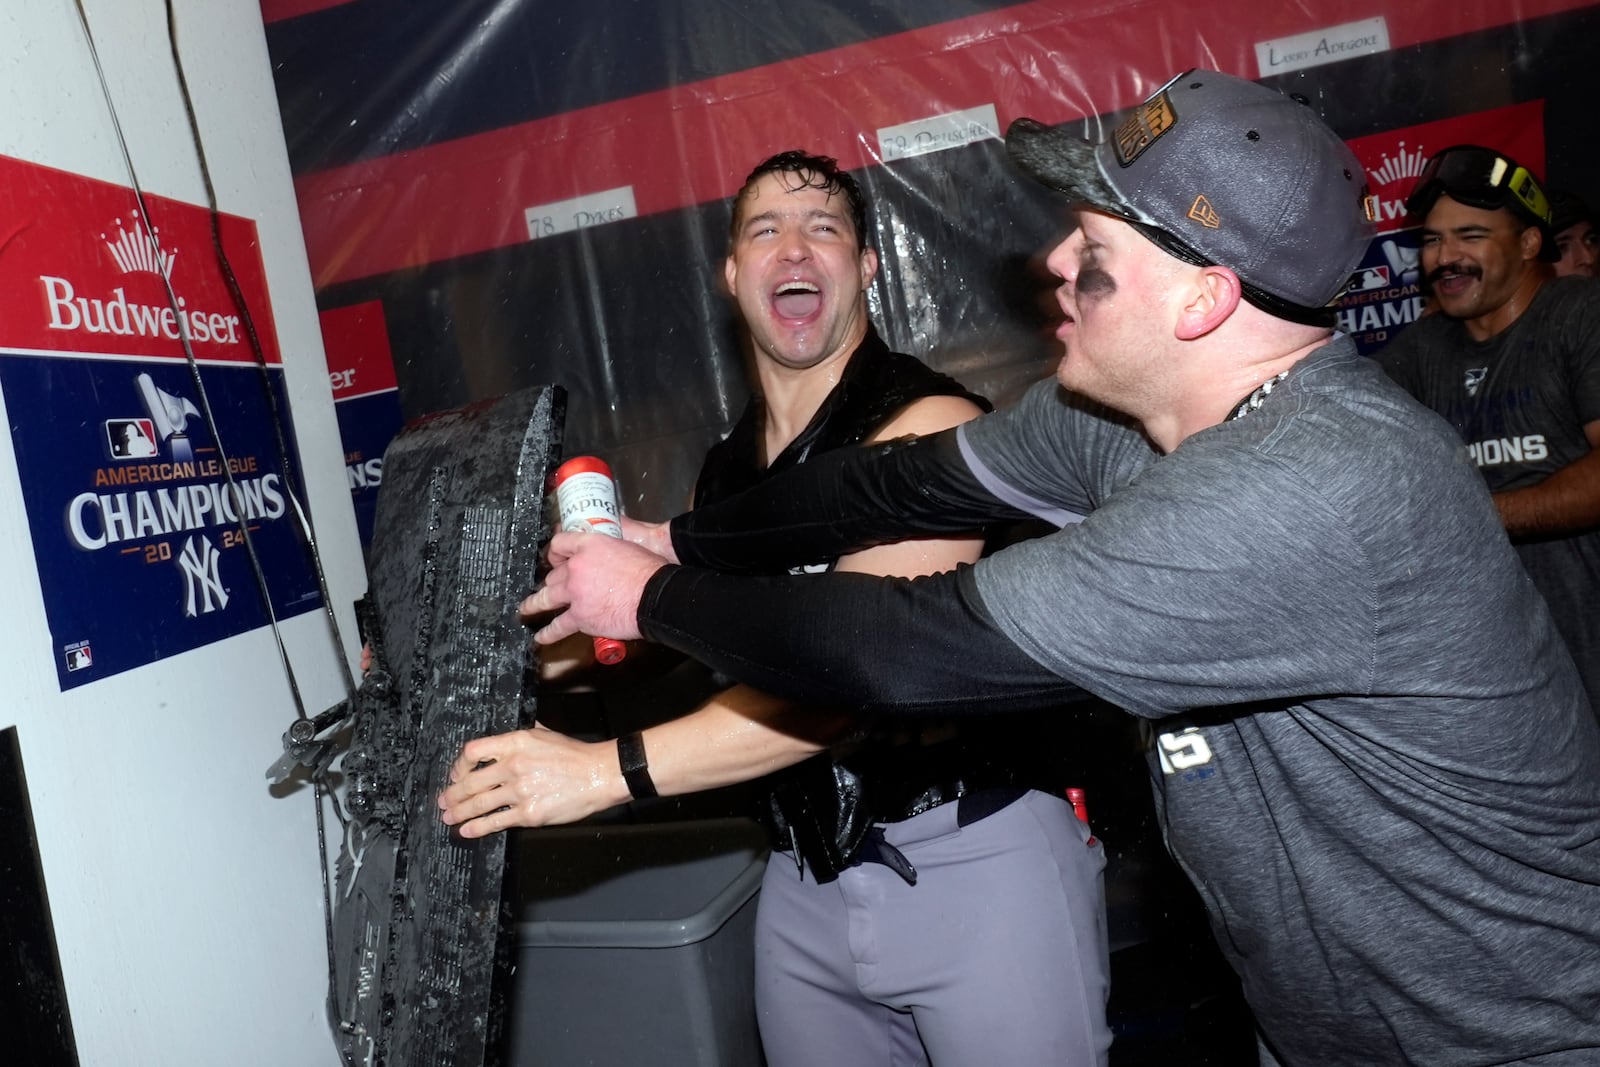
xmin=486 ymin=70 xmax=1600 ymax=1065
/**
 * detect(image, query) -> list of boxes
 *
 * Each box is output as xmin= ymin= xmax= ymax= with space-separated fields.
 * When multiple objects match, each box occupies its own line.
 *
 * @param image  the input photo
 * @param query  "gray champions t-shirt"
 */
xmin=958 ymin=336 xmax=1600 ymax=1065
xmin=1377 ymin=276 xmax=1600 ymax=717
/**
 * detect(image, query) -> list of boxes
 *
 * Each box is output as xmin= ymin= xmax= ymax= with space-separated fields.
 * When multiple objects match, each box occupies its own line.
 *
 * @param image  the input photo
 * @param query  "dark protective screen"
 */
xmin=331 ymin=386 xmax=563 ymax=1066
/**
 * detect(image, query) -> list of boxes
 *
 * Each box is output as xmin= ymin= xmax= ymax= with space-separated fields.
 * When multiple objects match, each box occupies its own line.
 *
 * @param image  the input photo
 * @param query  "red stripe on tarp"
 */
xmin=259 ymin=0 xmax=358 ymax=24
xmin=293 ymin=0 xmax=1597 ymax=287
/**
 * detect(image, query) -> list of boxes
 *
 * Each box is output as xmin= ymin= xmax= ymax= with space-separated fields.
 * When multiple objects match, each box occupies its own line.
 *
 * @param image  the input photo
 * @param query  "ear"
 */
xmin=1520 ymin=224 xmax=1544 ymax=263
xmin=723 ymin=254 xmax=738 ymax=297
xmin=1175 ymin=265 xmax=1243 ymax=341
xmin=859 ymin=245 xmax=880 ymax=290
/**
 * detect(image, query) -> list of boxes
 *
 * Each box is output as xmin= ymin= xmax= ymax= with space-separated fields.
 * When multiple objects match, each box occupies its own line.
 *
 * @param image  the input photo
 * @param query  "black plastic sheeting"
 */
xmin=269 ymin=0 xmax=1026 ymax=174
xmin=263 ymin=0 xmax=1600 ymax=520
xmin=312 ymin=144 xmax=1067 ymax=516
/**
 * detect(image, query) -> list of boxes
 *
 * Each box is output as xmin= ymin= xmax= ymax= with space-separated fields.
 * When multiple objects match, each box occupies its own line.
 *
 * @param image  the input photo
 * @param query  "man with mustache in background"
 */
xmin=1377 ymin=144 xmax=1600 ymax=719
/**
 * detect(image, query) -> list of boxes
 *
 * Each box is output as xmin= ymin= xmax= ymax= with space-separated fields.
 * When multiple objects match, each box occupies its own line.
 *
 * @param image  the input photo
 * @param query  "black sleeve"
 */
xmin=637 ymin=562 xmax=1089 ymax=716
xmin=670 ymin=429 xmax=1032 ymax=573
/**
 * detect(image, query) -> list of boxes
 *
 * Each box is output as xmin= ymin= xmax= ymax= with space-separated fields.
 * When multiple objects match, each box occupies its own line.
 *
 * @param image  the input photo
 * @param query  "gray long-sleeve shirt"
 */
xmin=963 ymin=337 xmax=1600 ymax=1064
xmin=647 ymin=335 xmax=1600 ymax=1063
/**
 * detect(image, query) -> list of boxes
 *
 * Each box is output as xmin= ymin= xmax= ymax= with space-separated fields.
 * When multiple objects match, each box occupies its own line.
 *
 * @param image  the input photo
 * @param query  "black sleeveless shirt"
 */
xmin=695 ymin=327 xmax=1055 ymax=882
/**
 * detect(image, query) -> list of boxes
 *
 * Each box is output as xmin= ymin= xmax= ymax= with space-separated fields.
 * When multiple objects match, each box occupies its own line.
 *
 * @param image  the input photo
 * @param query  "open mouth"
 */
xmin=1426 ymin=263 xmax=1480 ymax=294
xmin=1053 ymin=313 xmax=1077 ymax=340
xmin=1054 ymin=293 xmax=1077 ymax=333
xmin=772 ymin=281 xmax=822 ymax=320
xmin=1432 ymin=270 xmax=1478 ymax=296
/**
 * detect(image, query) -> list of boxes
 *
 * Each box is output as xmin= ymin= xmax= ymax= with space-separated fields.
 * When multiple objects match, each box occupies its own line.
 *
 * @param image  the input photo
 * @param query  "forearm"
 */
xmin=622 ymin=687 xmax=853 ymax=797
xmin=439 ymin=687 xmax=851 ymax=834
xmin=638 ymin=564 xmax=1088 ymax=715
xmin=1494 ymin=444 xmax=1600 ymax=538
xmin=670 ymin=430 xmax=1025 ymax=573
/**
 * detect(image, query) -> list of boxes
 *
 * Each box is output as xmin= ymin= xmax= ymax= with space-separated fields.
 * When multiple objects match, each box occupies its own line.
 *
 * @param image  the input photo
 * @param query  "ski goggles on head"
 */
xmin=1406 ymin=144 xmax=1553 ymax=227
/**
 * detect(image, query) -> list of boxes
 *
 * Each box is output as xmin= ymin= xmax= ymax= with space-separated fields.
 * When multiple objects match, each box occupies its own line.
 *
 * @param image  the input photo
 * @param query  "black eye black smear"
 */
xmin=1078 ymin=267 xmax=1116 ymax=299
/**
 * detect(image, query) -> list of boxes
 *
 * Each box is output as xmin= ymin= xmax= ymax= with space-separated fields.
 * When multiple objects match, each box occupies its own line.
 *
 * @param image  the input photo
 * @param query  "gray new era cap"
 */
xmin=1007 ymin=70 xmax=1376 ymax=312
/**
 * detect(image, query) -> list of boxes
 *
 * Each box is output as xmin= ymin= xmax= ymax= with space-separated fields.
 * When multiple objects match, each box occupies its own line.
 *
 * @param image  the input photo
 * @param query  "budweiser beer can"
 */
xmin=550 ymin=456 xmax=627 ymax=664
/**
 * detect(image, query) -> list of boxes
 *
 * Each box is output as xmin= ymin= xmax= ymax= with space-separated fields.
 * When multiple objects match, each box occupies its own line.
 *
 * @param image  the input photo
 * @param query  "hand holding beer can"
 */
xmin=550 ymin=455 xmax=628 ymax=665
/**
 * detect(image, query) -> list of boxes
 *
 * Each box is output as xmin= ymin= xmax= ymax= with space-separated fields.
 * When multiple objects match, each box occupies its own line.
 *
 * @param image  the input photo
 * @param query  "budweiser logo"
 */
xmin=1362 ymin=141 xmax=1432 ymax=231
xmin=1367 ymin=142 xmax=1429 ymax=190
xmin=101 ymin=217 xmax=177 ymax=281
xmin=41 ymin=277 xmax=242 ymax=346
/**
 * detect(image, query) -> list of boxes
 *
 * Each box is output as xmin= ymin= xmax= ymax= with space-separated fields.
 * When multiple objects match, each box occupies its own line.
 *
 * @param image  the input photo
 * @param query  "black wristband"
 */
xmin=616 ymin=731 xmax=658 ymax=800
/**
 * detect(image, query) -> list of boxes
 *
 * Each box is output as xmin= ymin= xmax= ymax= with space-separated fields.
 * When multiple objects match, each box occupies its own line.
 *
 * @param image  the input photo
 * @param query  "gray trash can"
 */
xmin=504 ymin=817 xmax=769 ymax=1066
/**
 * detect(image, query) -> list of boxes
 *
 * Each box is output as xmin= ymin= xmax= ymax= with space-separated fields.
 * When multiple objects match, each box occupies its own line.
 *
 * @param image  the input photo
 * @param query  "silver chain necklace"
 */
xmin=1228 ymin=371 xmax=1289 ymax=422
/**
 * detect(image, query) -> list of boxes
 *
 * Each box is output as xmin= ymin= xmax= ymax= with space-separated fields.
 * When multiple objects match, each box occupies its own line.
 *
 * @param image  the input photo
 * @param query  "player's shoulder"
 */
xmin=1534 ymin=275 xmax=1600 ymax=320
xmin=1371 ymin=308 xmax=1461 ymax=378
xmin=872 ymin=391 xmax=985 ymax=439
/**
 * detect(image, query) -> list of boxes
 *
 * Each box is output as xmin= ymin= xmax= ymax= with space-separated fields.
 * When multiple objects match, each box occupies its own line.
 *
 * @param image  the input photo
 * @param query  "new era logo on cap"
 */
xmin=1188 ymin=195 xmax=1222 ymax=229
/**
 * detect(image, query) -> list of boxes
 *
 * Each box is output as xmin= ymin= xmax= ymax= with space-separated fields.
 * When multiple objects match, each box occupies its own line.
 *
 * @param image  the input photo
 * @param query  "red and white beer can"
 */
xmin=550 ymin=456 xmax=627 ymax=665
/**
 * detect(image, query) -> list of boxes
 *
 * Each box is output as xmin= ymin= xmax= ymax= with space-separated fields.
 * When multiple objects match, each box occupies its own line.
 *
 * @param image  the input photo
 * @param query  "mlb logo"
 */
xmin=64 ymin=643 xmax=93 ymax=672
xmin=107 ymin=418 xmax=158 ymax=459
xmin=1350 ymin=265 xmax=1391 ymax=292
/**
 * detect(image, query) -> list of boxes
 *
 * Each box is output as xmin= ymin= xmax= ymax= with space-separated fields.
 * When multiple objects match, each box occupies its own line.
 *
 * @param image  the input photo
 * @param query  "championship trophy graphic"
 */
xmin=136 ymin=372 xmax=201 ymax=461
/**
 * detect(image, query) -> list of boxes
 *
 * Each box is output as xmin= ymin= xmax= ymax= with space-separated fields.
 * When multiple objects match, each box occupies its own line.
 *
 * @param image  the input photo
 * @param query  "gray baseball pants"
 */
xmin=752 ymin=788 xmax=1112 ymax=1066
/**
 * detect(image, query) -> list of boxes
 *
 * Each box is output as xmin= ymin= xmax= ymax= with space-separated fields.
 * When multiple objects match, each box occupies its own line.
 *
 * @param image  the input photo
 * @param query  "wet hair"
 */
xmin=729 ymin=150 xmax=870 ymax=250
